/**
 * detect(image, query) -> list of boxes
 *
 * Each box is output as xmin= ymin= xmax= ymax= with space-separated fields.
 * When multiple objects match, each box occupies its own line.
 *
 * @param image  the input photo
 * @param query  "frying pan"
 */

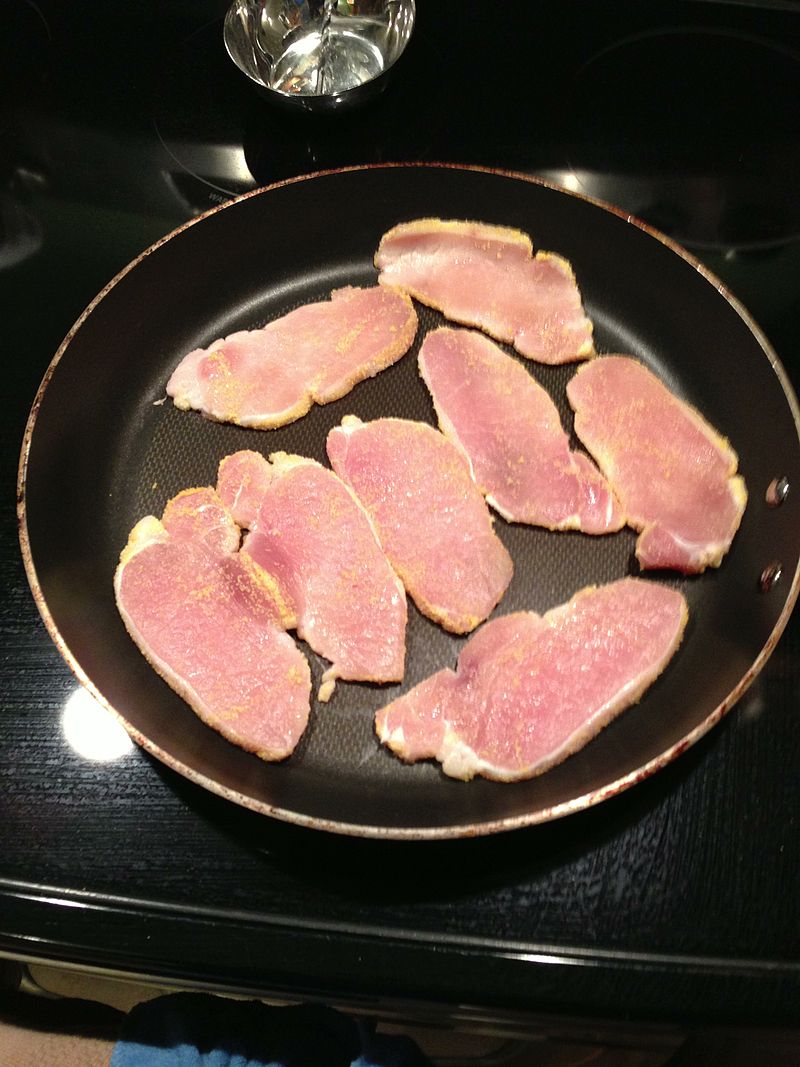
xmin=18 ymin=163 xmax=800 ymax=839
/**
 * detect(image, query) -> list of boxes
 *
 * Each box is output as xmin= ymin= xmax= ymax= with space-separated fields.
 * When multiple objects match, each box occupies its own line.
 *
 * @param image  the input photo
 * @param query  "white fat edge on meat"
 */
xmin=378 ymin=719 xmax=405 ymax=751
xmin=338 ymin=413 xmax=364 ymax=432
xmin=436 ymin=422 xmax=609 ymax=536
xmin=116 ymin=515 xmax=169 ymax=571
xmin=609 ymin=484 xmax=747 ymax=572
xmin=165 ymin=346 xmax=208 ymax=408
xmin=485 ymin=463 xmax=624 ymax=533
xmin=484 ymin=491 xmax=583 ymax=531
xmin=595 ymin=471 xmax=626 ymax=530
xmin=635 ymin=524 xmax=734 ymax=573
xmin=219 ymin=392 xmax=314 ymax=430
xmin=439 ymin=729 xmax=486 ymax=782
xmin=417 ymin=347 xmax=483 ymax=488
xmin=318 ymin=669 xmax=338 ymax=704
xmin=216 ymin=450 xmax=274 ymax=530
xmin=377 ymin=717 xmax=443 ymax=764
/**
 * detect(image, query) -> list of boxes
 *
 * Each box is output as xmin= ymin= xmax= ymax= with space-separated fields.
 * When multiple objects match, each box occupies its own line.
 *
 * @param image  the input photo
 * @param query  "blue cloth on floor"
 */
xmin=110 ymin=993 xmax=433 ymax=1067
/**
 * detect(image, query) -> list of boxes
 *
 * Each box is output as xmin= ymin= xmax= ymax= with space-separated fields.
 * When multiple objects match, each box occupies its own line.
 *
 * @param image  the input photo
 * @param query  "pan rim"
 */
xmin=16 ymin=160 xmax=800 ymax=840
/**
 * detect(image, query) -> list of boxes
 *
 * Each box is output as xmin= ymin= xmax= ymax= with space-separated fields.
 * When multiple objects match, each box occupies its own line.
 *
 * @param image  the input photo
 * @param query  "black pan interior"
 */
xmin=21 ymin=165 xmax=800 ymax=836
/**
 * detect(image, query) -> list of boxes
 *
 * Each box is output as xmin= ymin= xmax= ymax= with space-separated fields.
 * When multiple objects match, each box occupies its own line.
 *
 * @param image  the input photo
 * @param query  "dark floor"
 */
xmin=0 ymin=964 xmax=798 ymax=1066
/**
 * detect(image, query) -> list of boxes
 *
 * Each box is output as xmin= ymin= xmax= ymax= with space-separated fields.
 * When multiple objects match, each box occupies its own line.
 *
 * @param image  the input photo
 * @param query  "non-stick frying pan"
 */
xmin=18 ymin=164 xmax=800 ymax=839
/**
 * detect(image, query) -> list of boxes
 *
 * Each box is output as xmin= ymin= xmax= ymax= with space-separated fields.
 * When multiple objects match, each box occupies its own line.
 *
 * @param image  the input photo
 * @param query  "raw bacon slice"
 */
xmin=326 ymin=416 xmax=513 ymax=634
xmin=217 ymin=450 xmax=274 ymax=530
xmin=375 ymin=578 xmax=688 ymax=782
xmin=161 ymin=486 xmax=241 ymax=553
xmin=218 ymin=450 xmax=407 ymax=701
xmin=567 ymin=356 xmax=748 ymax=573
xmin=375 ymin=218 xmax=594 ymax=364
xmin=114 ymin=493 xmax=310 ymax=762
xmin=419 ymin=327 xmax=624 ymax=533
xmin=166 ymin=285 xmax=418 ymax=429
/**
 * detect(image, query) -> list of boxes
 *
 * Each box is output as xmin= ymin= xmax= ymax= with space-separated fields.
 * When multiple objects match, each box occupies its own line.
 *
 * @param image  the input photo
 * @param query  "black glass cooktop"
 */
xmin=2 ymin=0 xmax=799 ymax=1028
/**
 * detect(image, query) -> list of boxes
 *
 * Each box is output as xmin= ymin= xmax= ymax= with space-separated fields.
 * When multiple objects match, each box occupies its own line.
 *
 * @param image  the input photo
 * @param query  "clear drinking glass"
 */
xmin=224 ymin=0 xmax=416 ymax=110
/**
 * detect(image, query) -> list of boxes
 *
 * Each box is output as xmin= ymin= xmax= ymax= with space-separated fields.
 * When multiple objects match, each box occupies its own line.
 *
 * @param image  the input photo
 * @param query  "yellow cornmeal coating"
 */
xmin=376 ymin=217 xmax=534 ymax=257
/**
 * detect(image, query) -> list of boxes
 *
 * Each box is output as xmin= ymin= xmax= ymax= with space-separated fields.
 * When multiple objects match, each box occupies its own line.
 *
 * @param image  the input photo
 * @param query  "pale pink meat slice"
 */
xmin=419 ymin=327 xmax=624 ymax=533
xmin=375 ymin=578 xmax=688 ymax=782
xmin=166 ymin=285 xmax=418 ymax=429
xmin=217 ymin=450 xmax=407 ymax=700
xmin=114 ymin=506 xmax=310 ymax=762
xmin=375 ymin=218 xmax=594 ymax=364
xmin=217 ymin=451 xmax=274 ymax=529
xmin=567 ymin=356 xmax=748 ymax=573
xmin=326 ymin=416 xmax=513 ymax=634
xmin=161 ymin=486 xmax=241 ymax=553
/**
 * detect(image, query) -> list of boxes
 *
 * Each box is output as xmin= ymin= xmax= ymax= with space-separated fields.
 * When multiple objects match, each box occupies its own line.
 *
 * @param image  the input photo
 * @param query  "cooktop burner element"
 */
xmin=150 ymin=16 xmax=442 ymax=209
xmin=560 ymin=27 xmax=800 ymax=251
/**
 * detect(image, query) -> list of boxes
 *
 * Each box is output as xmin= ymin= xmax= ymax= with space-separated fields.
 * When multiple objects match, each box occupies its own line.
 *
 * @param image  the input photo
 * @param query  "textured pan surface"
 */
xmin=18 ymin=164 xmax=800 ymax=838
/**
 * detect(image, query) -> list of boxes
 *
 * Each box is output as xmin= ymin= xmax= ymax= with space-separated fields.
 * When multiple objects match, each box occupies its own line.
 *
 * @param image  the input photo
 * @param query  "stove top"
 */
xmin=1 ymin=0 xmax=799 ymax=1029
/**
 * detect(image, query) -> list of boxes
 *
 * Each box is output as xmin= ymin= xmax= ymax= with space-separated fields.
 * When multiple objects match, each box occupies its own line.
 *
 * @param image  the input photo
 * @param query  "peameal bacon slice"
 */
xmin=375 ymin=578 xmax=688 ymax=783
xmin=375 ymin=218 xmax=594 ymax=365
xmin=326 ymin=416 xmax=513 ymax=635
xmin=166 ymin=285 xmax=417 ymax=429
xmin=419 ymin=327 xmax=624 ymax=534
xmin=217 ymin=450 xmax=407 ymax=702
xmin=567 ymin=356 xmax=748 ymax=573
xmin=159 ymin=485 xmax=242 ymax=554
xmin=114 ymin=487 xmax=311 ymax=762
